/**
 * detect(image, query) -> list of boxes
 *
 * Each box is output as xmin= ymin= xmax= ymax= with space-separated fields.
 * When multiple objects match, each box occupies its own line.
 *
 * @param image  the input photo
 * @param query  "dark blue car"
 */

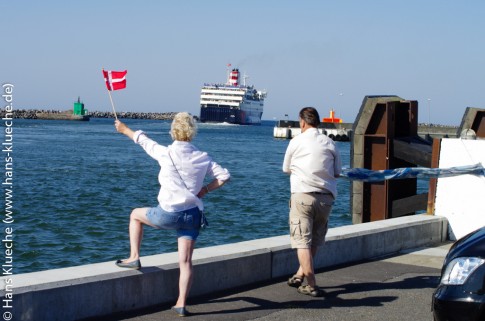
xmin=432 ymin=226 xmax=485 ymax=320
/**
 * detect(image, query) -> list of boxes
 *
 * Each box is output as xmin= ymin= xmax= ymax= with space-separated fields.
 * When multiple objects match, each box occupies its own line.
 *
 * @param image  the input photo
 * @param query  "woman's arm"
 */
xmin=197 ymin=179 xmax=228 ymax=198
xmin=197 ymin=159 xmax=231 ymax=198
xmin=115 ymin=120 xmax=166 ymax=160
xmin=115 ymin=120 xmax=135 ymax=140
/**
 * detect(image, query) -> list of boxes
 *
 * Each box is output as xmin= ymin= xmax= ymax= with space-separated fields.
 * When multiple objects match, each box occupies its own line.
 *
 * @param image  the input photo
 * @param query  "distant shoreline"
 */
xmin=0 ymin=109 xmax=180 ymax=120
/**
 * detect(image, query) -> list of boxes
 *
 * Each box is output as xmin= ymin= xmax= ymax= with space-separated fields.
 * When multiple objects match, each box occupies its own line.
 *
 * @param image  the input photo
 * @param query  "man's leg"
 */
xmin=290 ymin=193 xmax=317 ymax=283
xmin=297 ymin=193 xmax=331 ymax=287
xmin=296 ymin=245 xmax=318 ymax=287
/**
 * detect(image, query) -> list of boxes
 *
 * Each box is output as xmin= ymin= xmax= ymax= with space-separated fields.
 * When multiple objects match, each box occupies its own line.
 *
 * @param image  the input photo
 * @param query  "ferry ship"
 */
xmin=199 ymin=68 xmax=267 ymax=125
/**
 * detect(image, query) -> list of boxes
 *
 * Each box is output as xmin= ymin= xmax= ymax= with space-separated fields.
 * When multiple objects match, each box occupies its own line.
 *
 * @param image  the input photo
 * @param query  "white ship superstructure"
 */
xmin=199 ymin=68 xmax=267 ymax=124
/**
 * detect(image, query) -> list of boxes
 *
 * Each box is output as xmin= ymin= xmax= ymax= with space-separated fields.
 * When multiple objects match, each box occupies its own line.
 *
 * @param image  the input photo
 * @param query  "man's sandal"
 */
xmin=297 ymin=284 xmax=323 ymax=297
xmin=287 ymin=274 xmax=304 ymax=288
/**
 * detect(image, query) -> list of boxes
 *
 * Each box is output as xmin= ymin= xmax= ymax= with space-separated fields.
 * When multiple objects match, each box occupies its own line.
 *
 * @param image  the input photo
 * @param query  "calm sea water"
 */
xmin=11 ymin=118 xmax=352 ymax=274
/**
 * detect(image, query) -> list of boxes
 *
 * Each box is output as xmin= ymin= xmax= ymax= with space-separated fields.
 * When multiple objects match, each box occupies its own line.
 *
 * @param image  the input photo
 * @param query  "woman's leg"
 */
xmin=122 ymin=207 xmax=154 ymax=263
xmin=175 ymin=237 xmax=196 ymax=308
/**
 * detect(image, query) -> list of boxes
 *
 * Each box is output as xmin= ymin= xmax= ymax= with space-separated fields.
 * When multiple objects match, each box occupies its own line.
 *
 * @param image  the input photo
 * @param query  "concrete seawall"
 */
xmin=1 ymin=215 xmax=447 ymax=321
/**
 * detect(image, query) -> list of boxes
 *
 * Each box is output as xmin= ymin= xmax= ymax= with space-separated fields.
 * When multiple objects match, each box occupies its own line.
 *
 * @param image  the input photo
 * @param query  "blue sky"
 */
xmin=2 ymin=0 xmax=484 ymax=125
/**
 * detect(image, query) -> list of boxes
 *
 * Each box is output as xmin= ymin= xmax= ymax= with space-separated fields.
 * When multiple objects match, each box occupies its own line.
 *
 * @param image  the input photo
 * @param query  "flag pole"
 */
xmin=107 ymin=90 xmax=118 ymax=120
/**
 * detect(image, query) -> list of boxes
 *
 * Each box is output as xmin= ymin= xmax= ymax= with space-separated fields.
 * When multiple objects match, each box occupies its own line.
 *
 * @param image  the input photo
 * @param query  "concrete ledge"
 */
xmin=1 ymin=214 xmax=447 ymax=321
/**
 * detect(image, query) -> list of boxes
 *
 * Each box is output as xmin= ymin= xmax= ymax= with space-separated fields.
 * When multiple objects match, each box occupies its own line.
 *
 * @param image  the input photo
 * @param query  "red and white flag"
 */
xmin=102 ymin=69 xmax=127 ymax=91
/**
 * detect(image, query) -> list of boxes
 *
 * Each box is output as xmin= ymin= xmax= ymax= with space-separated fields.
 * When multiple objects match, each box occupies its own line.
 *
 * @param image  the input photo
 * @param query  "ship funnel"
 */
xmin=228 ymin=68 xmax=240 ymax=86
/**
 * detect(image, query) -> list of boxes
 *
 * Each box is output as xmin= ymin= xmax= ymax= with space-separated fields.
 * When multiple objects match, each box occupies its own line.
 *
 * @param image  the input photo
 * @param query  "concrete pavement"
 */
xmin=95 ymin=243 xmax=451 ymax=321
xmin=4 ymin=215 xmax=447 ymax=321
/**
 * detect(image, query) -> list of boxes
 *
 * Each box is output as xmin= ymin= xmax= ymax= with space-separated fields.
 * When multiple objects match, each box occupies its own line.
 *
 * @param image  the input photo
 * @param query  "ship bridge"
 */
xmin=200 ymin=86 xmax=247 ymax=107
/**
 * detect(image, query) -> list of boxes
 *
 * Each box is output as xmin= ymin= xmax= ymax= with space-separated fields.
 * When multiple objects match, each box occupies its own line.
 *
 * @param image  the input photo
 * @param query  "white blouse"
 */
xmin=133 ymin=130 xmax=230 ymax=212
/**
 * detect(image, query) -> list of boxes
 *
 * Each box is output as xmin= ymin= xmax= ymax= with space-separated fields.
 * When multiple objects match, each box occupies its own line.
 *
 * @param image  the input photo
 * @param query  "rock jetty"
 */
xmin=35 ymin=110 xmax=90 ymax=121
xmin=0 ymin=109 xmax=183 ymax=120
xmin=89 ymin=110 xmax=178 ymax=120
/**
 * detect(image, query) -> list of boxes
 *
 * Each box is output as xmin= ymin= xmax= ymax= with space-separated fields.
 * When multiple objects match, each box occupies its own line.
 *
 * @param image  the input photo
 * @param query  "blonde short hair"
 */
xmin=170 ymin=112 xmax=197 ymax=141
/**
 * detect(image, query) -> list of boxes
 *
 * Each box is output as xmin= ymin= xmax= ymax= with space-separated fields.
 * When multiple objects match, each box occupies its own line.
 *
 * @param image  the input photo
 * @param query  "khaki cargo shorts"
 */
xmin=289 ymin=192 xmax=334 ymax=249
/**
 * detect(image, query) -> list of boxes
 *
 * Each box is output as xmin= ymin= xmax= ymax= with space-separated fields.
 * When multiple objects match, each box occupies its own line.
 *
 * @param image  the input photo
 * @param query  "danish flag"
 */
xmin=102 ymin=69 xmax=127 ymax=91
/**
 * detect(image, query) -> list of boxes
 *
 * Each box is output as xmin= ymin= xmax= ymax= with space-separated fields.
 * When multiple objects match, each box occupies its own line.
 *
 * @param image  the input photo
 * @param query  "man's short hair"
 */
xmin=299 ymin=107 xmax=320 ymax=127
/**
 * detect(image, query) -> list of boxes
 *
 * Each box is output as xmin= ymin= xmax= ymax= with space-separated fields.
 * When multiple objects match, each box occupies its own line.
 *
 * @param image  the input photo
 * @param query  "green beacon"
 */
xmin=73 ymin=97 xmax=87 ymax=116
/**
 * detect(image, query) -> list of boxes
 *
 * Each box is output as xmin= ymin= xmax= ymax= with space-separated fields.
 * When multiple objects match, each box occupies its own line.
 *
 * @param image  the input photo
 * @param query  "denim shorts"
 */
xmin=146 ymin=205 xmax=201 ymax=241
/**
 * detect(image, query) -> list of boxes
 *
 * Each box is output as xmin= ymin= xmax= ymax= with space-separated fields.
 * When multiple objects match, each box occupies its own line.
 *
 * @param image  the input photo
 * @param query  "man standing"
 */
xmin=282 ymin=107 xmax=342 ymax=297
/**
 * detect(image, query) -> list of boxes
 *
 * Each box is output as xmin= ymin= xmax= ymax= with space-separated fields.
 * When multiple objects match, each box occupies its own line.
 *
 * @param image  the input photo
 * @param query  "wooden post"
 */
xmin=427 ymin=138 xmax=441 ymax=215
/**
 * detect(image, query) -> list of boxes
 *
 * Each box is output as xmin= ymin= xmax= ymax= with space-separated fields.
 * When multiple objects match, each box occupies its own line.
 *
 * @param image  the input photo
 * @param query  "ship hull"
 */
xmin=200 ymin=102 xmax=263 ymax=125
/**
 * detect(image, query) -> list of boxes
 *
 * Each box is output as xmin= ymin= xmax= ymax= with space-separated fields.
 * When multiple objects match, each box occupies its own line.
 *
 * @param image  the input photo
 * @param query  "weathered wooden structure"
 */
xmin=457 ymin=107 xmax=485 ymax=138
xmin=351 ymin=96 xmax=430 ymax=223
xmin=351 ymin=96 xmax=485 ymax=224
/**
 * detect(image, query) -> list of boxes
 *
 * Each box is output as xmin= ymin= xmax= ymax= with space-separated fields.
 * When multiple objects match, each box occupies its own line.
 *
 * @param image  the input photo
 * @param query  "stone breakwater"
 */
xmin=89 ymin=110 xmax=179 ymax=120
xmin=0 ymin=109 xmax=183 ymax=120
